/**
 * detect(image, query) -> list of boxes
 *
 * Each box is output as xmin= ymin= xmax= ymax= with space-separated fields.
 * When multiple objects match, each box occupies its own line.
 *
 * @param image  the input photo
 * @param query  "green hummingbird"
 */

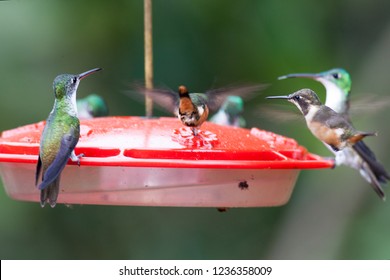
xmin=35 ymin=68 xmax=102 ymax=207
xmin=279 ymin=68 xmax=351 ymax=118
xmin=210 ymin=95 xmax=246 ymax=127
xmin=266 ymin=89 xmax=376 ymax=152
xmin=279 ymin=68 xmax=389 ymax=200
xmin=77 ymin=93 xmax=109 ymax=119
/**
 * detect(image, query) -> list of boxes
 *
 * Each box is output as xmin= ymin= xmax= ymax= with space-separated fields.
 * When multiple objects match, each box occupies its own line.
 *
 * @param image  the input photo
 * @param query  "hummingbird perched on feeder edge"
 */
xmin=266 ymin=89 xmax=376 ymax=152
xmin=35 ymin=68 xmax=102 ymax=207
xmin=279 ymin=68 xmax=389 ymax=200
xmin=77 ymin=93 xmax=109 ymax=119
xmin=138 ymin=84 xmax=265 ymax=135
xmin=210 ymin=95 xmax=246 ymax=127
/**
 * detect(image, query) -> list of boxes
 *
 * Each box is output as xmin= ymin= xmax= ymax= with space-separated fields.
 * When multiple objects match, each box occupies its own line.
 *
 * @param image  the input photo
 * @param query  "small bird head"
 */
xmin=178 ymin=85 xmax=189 ymax=97
xmin=222 ymin=96 xmax=244 ymax=116
xmin=77 ymin=94 xmax=109 ymax=118
xmin=279 ymin=68 xmax=351 ymax=96
xmin=317 ymin=68 xmax=351 ymax=94
xmin=266 ymin=88 xmax=322 ymax=115
xmin=53 ymin=68 xmax=102 ymax=100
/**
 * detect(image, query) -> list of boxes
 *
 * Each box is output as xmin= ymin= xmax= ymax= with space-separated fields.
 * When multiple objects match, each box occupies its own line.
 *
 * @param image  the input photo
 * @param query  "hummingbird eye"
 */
xmin=293 ymin=95 xmax=301 ymax=101
xmin=332 ymin=73 xmax=341 ymax=79
xmin=72 ymin=77 xmax=78 ymax=84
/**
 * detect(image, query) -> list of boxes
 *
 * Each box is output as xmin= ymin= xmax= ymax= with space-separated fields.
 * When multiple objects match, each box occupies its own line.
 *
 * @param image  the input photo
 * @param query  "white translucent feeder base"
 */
xmin=1 ymin=162 xmax=298 ymax=207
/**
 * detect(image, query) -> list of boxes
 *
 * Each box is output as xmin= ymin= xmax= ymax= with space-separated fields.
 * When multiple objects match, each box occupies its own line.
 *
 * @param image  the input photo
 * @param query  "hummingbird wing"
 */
xmin=311 ymin=106 xmax=351 ymax=129
xmin=255 ymin=103 xmax=303 ymax=123
xmin=205 ymin=84 xmax=268 ymax=112
xmin=128 ymin=84 xmax=267 ymax=115
xmin=38 ymin=131 xmax=79 ymax=190
xmin=188 ymin=93 xmax=208 ymax=108
xmin=128 ymin=84 xmax=179 ymax=115
xmin=353 ymin=141 xmax=390 ymax=183
xmin=349 ymin=94 xmax=390 ymax=118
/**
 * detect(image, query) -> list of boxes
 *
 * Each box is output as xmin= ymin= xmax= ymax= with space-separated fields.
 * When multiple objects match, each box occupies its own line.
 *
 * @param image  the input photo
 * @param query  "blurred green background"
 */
xmin=1 ymin=0 xmax=390 ymax=259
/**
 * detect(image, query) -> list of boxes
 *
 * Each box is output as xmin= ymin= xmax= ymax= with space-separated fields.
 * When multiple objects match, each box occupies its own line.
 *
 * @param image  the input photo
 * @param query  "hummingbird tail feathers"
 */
xmin=40 ymin=178 xmax=60 ymax=208
xmin=359 ymin=161 xmax=386 ymax=201
xmin=353 ymin=141 xmax=390 ymax=183
xmin=349 ymin=131 xmax=377 ymax=144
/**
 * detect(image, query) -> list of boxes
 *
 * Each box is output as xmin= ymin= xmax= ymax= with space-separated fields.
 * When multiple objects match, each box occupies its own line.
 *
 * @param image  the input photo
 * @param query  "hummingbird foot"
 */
xmin=191 ymin=127 xmax=199 ymax=136
xmin=70 ymin=151 xmax=84 ymax=166
xmin=322 ymin=157 xmax=336 ymax=169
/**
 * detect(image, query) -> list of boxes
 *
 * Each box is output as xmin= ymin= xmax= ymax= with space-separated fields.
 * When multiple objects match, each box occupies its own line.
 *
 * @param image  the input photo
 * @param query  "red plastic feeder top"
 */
xmin=0 ymin=116 xmax=333 ymax=207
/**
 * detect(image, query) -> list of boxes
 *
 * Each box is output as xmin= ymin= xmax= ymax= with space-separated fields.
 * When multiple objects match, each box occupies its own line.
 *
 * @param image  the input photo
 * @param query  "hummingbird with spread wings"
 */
xmin=136 ymin=84 xmax=266 ymax=135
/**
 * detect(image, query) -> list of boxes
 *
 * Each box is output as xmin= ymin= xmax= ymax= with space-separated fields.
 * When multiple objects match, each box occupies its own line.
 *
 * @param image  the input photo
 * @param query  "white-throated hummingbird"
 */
xmin=279 ymin=68 xmax=351 ymax=118
xmin=35 ymin=68 xmax=102 ymax=207
xmin=279 ymin=68 xmax=389 ymax=200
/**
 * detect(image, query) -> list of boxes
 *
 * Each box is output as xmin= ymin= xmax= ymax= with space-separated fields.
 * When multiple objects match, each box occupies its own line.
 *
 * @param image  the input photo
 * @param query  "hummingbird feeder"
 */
xmin=0 ymin=117 xmax=333 ymax=208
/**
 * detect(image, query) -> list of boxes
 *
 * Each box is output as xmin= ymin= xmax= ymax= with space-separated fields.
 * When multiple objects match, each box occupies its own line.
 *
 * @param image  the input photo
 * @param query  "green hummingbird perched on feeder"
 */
xmin=266 ymin=89 xmax=376 ymax=152
xmin=139 ymin=84 xmax=265 ymax=136
xmin=77 ymin=93 xmax=109 ymax=119
xmin=35 ymin=68 xmax=102 ymax=207
xmin=210 ymin=95 xmax=246 ymax=127
xmin=279 ymin=68 xmax=389 ymax=200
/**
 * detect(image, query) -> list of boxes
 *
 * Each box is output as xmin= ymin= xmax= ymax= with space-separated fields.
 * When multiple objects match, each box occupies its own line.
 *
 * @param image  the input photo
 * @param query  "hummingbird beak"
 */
xmin=78 ymin=68 xmax=103 ymax=80
xmin=265 ymin=95 xmax=290 ymax=100
xmin=278 ymin=73 xmax=320 ymax=80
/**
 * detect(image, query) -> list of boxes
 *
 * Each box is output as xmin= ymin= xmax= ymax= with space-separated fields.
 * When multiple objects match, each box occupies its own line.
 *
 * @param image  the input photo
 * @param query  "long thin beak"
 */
xmin=266 ymin=95 xmax=289 ymax=100
xmin=78 ymin=68 xmax=103 ymax=80
xmin=278 ymin=73 xmax=320 ymax=80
